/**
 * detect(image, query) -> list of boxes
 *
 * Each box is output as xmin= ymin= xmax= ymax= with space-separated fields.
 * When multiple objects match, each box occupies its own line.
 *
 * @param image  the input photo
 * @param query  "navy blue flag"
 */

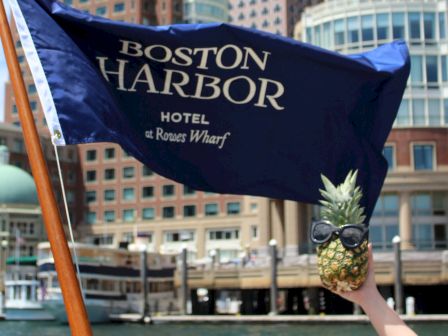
xmin=10 ymin=0 xmax=410 ymax=220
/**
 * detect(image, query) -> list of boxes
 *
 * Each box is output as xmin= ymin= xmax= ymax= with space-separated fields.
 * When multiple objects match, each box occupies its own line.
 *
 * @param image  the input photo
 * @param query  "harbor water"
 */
xmin=0 ymin=321 xmax=447 ymax=335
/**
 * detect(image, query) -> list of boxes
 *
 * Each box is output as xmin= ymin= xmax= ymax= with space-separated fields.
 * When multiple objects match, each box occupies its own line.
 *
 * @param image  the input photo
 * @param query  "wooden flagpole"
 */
xmin=0 ymin=1 xmax=92 ymax=335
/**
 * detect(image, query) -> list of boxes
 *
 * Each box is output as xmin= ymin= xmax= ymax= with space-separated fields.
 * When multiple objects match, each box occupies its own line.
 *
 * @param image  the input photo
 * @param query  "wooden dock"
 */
xmin=110 ymin=314 xmax=448 ymax=324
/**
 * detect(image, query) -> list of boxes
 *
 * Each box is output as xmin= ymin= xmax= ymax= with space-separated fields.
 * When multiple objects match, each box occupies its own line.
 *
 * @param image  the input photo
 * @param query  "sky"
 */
xmin=0 ymin=1 xmax=11 ymax=122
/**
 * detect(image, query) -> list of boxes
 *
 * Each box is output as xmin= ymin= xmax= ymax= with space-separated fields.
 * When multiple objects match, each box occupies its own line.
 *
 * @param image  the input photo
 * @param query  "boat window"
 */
xmin=86 ymin=278 xmax=99 ymax=291
xmin=101 ymin=280 xmax=115 ymax=292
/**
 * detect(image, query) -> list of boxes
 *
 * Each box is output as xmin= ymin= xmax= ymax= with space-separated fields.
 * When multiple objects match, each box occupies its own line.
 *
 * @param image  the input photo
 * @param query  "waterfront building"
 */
xmin=0 ymin=144 xmax=45 ymax=293
xmin=228 ymin=0 xmax=322 ymax=37
xmin=298 ymin=0 xmax=448 ymax=253
xmin=3 ymin=0 xmax=258 ymax=263
xmin=183 ymin=0 xmax=228 ymax=24
xmin=177 ymin=0 xmax=448 ymax=315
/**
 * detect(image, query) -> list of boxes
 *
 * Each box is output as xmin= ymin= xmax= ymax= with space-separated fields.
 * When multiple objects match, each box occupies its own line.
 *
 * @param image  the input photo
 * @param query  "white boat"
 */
xmin=4 ymin=256 xmax=54 ymax=321
xmin=37 ymin=242 xmax=179 ymax=323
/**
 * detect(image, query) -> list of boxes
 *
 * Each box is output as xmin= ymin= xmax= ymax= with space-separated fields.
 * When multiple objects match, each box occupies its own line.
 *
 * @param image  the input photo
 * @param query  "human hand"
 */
xmin=332 ymin=243 xmax=418 ymax=336
xmin=332 ymin=243 xmax=379 ymax=308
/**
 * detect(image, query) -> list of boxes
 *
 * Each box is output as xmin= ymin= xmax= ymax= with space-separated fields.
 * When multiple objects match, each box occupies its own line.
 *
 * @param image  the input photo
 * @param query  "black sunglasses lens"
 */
xmin=313 ymin=222 xmax=333 ymax=242
xmin=340 ymin=227 xmax=364 ymax=247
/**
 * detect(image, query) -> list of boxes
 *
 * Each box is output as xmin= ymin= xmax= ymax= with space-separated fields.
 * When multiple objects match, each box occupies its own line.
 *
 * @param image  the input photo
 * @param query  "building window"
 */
xmin=142 ymin=186 xmax=154 ymax=198
xmin=104 ymin=148 xmax=115 ymax=159
xmin=96 ymin=6 xmax=107 ymax=16
xmin=205 ymin=203 xmax=218 ymax=216
xmin=104 ymin=211 xmax=115 ymax=222
xmin=183 ymin=185 xmax=195 ymax=195
xmin=123 ymin=209 xmax=135 ymax=222
xmin=408 ymin=12 xmax=421 ymax=41
xmin=165 ymin=231 xmax=194 ymax=242
xmin=376 ymin=13 xmax=389 ymax=40
xmin=396 ymin=99 xmax=410 ymax=125
xmin=261 ymin=7 xmax=268 ymax=15
xmin=104 ymin=189 xmax=115 ymax=201
xmin=85 ymin=191 xmax=96 ymax=203
xmin=410 ymin=55 xmax=423 ymax=87
xmin=433 ymin=192 xmax=447 ymax=215
xmin=142 ymin=166 xmax=153 ymax=176
xmin=209 ymin=229 xmax=239 ymax=240
xmin=383 ymin=145 xmax=394 ymax=170
xmin=426 ymin=55 xmax=438 ymax=84
xmin=114 ymin=3 xmax=125 ymax=13
xmin=428 ymin=99 xmax=440 ymax=125
xmin=86 ymin=212 xmax=96 ymax=225
xmin=413 ymin=144 xmax=434 ymax=170
xmin=142 ymin=207 xmax=155 ymax=220
xmin=162 ymin=185 xmax=175 ymax=197
xmin=251 ymin=225 xmax=258 ymax=239
xmin=183 ymin=205 xmax=196 ymax=217
xmin=30 ymin=101 xmax=37 ymax=111
xmin=86 ymin=170 xmax=96 ymax=182
xmin=439 ymin=12 xmax=446 ymax=39
xmin=28 ymin=84 xmax=36 ymax=94
xmin=162 ymin=206 xmax=175 ymax=218
xmin=445 ymin=99 xmax=448 ymax=125
xmin=104 ymin=168 xmax=115 ymax=180
xmin=412 ymin=99 xmax=425 ymax=125
xmin=361 ymin=15 xmax=374 ymax=42
xmin=334 ymin=19 xmax=345 ymax=46
xmin=86 ymin=149 xmax=96 ymax=161
xmin=12 ymin=105 xmax=18 ymax=114
xmin=227 ymin=202 xmax=241 ymax=215
xmin=442 ymin=56 xmax=447 ymax=82
xmin=250 ymin=10 xmax=256 ymax=18
xmin=412 ymin=193 xmax=432 ymax=216
xmin=412 ymin=224 xmax=433 ymax=249
xmin=123 ymin=167 xmax=135 ymax=179
xmin=373 ymin=194 xmax=399 ymax=217
xmin=392 ymin=12 xmax=405 ymax=39
xmin=123 ymin=188 xmax=135 ymax=201
xmin=347 ymin=16 xmax=359 ymax=44
xmin=424 ymin=12 xmax=436 ymax=40
xmin=122 ymin=232 xmax=133 ymax=242
xmin=370 ymin=223 xmax=398 ymax=251
xmin=12 ymin=139 xmax=24 ymax=153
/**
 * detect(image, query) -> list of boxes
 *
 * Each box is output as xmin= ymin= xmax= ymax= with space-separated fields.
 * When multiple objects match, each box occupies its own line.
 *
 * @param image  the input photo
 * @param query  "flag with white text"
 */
xmin=9 ymin=0 xmax=410 ymax=220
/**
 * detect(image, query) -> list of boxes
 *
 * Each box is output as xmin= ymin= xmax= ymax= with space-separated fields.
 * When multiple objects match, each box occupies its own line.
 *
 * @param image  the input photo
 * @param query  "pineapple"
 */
xmin=316 ymin=170 xmax=368 ymax=292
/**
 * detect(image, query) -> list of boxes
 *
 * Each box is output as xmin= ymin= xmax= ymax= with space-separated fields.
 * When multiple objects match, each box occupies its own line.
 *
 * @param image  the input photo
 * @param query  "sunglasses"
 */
xmin=310 ymin=220 xmax=369 ymax=249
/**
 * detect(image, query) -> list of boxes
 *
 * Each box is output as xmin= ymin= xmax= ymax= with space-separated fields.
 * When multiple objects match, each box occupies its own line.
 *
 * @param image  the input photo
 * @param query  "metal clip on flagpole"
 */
xmin=0 ymin=1 xmax=92 ymax=335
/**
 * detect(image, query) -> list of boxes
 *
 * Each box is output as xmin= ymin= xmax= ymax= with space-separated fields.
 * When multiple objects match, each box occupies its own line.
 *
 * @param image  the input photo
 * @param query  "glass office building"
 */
xmin=301 ymin=0 xmax=448 ymax=252
xmin=183 ymin=0 xmax=229 ymax=23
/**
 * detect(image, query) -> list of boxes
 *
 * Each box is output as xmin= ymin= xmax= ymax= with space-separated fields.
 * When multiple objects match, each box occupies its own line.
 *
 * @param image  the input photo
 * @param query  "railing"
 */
xmin=175 ymin=248 xmax=448 ymax=289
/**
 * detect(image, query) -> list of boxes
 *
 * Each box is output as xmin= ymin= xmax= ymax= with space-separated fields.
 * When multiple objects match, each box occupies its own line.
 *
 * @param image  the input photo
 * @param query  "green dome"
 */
xmin=0 ymin=164 xmax=39 ymax=205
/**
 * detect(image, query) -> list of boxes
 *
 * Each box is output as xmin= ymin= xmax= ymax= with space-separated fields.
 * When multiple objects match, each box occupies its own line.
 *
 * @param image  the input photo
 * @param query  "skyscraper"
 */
xmin=3 ymin=0 xmax=260 ymax=262
xmin=183 ymin=0 xmax=229 ymax=23
xmin=229 ymin=0 xmax=322 ymax=37
xmin=299 ymin=0 xmax=448 ymax=252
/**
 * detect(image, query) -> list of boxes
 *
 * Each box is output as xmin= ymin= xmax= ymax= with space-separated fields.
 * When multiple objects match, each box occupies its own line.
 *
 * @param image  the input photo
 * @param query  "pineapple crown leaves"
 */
xmin=319 ymin=170 xmax=366 ymax=226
